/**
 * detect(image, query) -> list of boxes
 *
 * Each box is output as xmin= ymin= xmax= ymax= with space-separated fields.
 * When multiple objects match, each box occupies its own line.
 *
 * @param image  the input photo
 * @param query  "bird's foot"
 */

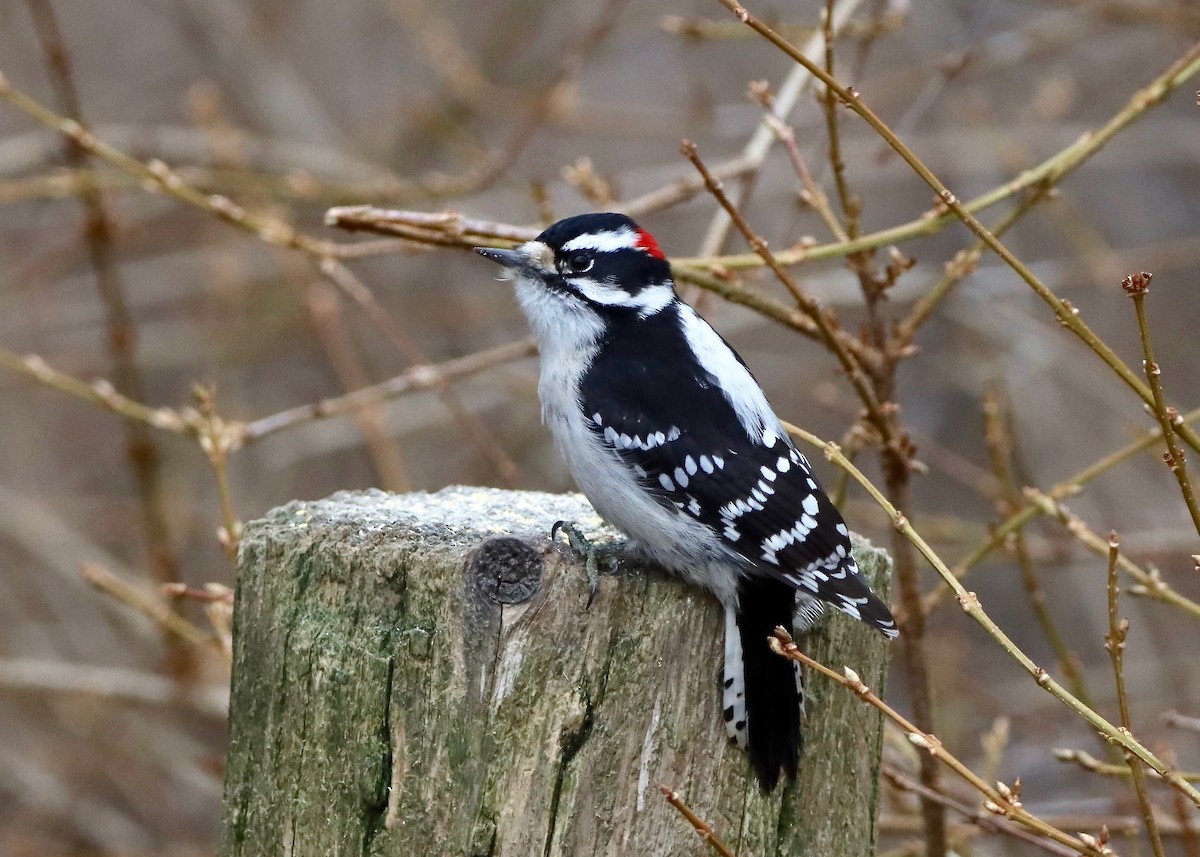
xmin=550 ymin=520 xmax=624 ymax=608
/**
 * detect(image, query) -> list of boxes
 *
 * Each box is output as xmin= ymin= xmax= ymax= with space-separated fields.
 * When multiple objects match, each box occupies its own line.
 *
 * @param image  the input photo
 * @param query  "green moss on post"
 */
xmin=220 ymin=487 xmax=892 ymax=857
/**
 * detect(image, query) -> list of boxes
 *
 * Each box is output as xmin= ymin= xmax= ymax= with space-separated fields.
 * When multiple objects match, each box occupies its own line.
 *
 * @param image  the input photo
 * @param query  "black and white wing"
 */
xmin=580 ymin=308 xmax=897 ymax=637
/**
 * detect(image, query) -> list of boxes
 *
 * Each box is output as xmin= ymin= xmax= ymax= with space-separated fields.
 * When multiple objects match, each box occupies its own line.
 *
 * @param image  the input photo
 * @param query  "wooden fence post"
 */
xmin=220 ymin=487 xmax=892 ymax=857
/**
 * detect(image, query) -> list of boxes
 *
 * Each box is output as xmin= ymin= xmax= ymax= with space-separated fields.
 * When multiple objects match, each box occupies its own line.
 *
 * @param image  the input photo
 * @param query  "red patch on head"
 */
xmin=635 ymin=228 xmax=666 ymax=260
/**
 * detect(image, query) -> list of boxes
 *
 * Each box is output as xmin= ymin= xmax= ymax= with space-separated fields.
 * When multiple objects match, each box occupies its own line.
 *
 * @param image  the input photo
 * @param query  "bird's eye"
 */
xmin=564 ymin=252 xmax=594 ymax=273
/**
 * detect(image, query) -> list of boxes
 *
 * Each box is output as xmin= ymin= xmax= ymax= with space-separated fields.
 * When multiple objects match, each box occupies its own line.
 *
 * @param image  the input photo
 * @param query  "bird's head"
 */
xmin=475 ymin=213 xmax=676 ymax=318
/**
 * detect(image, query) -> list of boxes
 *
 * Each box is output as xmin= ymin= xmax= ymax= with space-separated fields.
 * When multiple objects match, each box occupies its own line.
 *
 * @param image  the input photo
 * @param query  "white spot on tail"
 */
xmin=723 ymin=605 xmax=748 ymax=748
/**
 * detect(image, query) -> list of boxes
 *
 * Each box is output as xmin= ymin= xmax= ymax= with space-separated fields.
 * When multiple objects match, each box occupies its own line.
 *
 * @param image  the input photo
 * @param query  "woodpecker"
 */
xmin=476 ymin=212 xmax=896 ymax=791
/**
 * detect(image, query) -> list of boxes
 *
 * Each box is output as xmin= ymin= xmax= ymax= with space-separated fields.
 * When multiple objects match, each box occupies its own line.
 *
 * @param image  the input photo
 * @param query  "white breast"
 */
xmin=513 ymin=275 xmax=744 ymax=606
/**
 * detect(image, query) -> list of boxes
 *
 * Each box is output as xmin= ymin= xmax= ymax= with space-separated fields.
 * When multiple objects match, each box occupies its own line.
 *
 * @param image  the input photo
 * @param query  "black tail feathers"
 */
xmin=735 ymin=577 xmax=801 ymax=792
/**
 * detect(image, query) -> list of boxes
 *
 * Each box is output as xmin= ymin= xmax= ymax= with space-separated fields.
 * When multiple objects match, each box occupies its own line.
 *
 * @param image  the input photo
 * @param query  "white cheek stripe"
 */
xmin=561 ymin=228 xmax=639 ymax=254
xmin=570 ymin=280 xmax=674 ymax=317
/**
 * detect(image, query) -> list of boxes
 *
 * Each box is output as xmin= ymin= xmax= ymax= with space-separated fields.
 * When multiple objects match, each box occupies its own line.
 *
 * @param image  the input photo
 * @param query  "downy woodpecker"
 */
xmin=477 ymin=212 xmax=896 ymax=791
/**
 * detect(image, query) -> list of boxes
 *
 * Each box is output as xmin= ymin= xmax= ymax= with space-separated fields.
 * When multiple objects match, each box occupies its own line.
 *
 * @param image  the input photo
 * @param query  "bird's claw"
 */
xmin=551 ymin=520 xmax=618 ymax=608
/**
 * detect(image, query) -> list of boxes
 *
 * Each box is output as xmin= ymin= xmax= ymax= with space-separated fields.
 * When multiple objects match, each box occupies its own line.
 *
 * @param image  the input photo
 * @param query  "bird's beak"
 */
xmin=474 ymin=247 xmax=525 ymax=269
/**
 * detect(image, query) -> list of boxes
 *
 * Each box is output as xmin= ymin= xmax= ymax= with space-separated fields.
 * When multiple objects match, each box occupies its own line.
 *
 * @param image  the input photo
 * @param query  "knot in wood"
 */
xmin=470 ymin=537 xmax=543 ymax=604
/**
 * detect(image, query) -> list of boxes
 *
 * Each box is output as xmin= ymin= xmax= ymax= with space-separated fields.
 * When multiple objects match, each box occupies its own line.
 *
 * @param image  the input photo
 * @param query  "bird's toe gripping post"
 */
xmin=550 ymin=520 xmax=621 ymax=608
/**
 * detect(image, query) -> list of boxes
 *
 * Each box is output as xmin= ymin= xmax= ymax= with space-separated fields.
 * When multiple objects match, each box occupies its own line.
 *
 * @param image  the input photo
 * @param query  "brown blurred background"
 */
xmin=1 ymin=0 xmax=1199 ymax=853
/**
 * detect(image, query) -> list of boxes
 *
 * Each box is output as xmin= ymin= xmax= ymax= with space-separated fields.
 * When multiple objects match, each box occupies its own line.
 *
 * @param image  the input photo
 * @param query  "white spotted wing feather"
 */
xmin=578 ymin=304 xmax=898 ymax=638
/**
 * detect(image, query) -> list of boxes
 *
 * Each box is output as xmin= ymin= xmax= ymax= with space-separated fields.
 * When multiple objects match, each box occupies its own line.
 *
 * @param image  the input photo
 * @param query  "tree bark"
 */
xmin=221 ymin=487 xmax=893 ymax=857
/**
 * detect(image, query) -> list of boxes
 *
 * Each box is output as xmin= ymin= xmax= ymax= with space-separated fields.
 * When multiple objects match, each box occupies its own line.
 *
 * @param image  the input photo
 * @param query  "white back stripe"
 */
xmin=677 ymin=304 xmax=782 ymax=443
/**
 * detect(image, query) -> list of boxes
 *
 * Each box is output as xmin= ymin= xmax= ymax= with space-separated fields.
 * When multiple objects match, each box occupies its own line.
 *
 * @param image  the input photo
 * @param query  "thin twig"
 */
xmin=894 ymin=184 xmax=1054 ymax=346
xmin=682 ymin=140 xmax=903 ymax=460
xmin=191 ymin=386 xmax=243 ymax=562
xmin=817 ymin=16 xmax=938 ymax=845
xmin=328 ymin=204 xmax=883 ymax=368
xmin=1027 ymin=489 xmax=1200 ymax=620
xmin=781 ymin=420 xmax=1200 ymax=808
xmin=982 ymin=387 xmax=1100 ymax=729
xmin=691 ymin=0 xmax=866 ymax=279
xmin=711 ymin=3 xmax=1200 ymax=455
xmin=820 ymin=0 xmax=859 ymax=241
xmin=660 ymin=786 xmax=738 ymax=857
xmin=1165 ymin=711 xmax=1200 ymax=734
xmin=318 ymin=257 xmax=523 ymax=486
xmin=1105 ymin=532 xmax=1167 ymax=857
xmin=1054 ymin=749 xmax=1200 ymax=783
xmin=326 ymin=206 xmax=540 ymax=244
xmin=1123 ymin=272 xmax=1200 ymax=537
xmin=1 ymin=339 xmax=538 ymax=460
xmin=239 ymin=338 xmax=537 ymax=444
xmin=0 ymin=657 xmax=228 ymax=717
xmin=163 ymin=582 xmax=235 ymax=604
xmin=684 ymin=36 xmax=1200 ymax=273
xmin=747 ymin=80 xmax=847 ymax=241
xmin=1173 ymin=790 xmax=1200 ymax=857
xmin=0 ymin=349 xmax=191 ymax=432
xmin=164 ymin=583 xmax=235 ymax=663
xmin=880 ymin=811 xmax=1198 ymax=838
xmin=80 ymin=563 xmax=211 ymax=647
xmin=771 ymin=630 xmax=1109 ymax=856
xmin=882 ymin=764 xmax=1078 ymax=857
xmin=619 ymin=155 xmax=762 ymax=218
xmin=0 ymin=72 xmax=522 ymax=485
xmin=925 ymin=406 xmax=1200 ymax=614
xmin=305 ymin=281 xmax=411 ymax=491
xmin=25 ymin=0 xmax=183 ymax=595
